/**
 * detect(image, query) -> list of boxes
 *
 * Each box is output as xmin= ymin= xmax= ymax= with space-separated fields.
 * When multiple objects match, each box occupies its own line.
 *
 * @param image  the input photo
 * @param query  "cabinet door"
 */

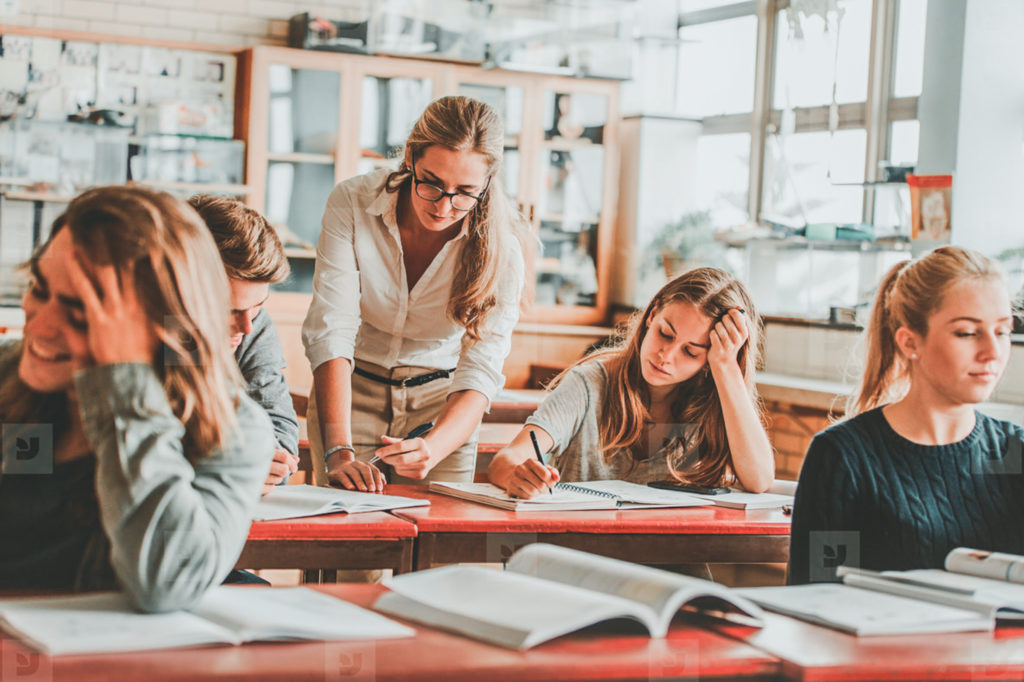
xmin=455 ymin=81 xmax=526 ymax=205
xmin=262 ymin=62 xmax=342 ymax=293
xmin=356 ymin=73 xmax=434 ymax=175
xmin=532 ymin=87 xmax=613 ymax=320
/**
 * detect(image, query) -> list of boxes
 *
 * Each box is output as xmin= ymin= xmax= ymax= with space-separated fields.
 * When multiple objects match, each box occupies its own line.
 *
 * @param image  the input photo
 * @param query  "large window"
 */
xmin=679 ymin=0 xmax=926 ymax=318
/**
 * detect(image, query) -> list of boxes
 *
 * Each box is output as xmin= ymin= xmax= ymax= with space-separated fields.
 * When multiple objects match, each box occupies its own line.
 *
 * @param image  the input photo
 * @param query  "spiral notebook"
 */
xmin=427 ymin=480 xmax=707 ymax=511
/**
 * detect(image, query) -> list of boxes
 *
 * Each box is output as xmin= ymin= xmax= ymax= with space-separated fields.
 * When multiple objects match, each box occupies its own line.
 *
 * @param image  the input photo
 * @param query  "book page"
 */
xmin=0 ymin=592 xmax=235 ymax=656
xmin=506 ymin=544 xmax=763 ymax=628
xmin=884 ymin=569 xmax=1024 ymax=612
xmin=377 ymin=564 xmax=655 ymax=648
xmin=945 ymin=548 xmax=1024 ymax=584
xmin=253 ymin=484 xmax=428 ymax=520
xmin=739 ymin=584 xmax=993 ymax=636
xmin=191 ymin=587 xmax=414 ymax=642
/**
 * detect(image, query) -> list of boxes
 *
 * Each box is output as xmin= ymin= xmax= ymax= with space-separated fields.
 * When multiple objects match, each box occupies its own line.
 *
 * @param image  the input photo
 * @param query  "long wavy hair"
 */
xmin=0 ymin=186 xmax=242 ymax=457
xmin=848 ymin=246 xmax=1007 ymax=416
xmin=386 ymin=95 xmax=528 ymax=340
xmin=564 ymin=267 xmax=764 ymax=487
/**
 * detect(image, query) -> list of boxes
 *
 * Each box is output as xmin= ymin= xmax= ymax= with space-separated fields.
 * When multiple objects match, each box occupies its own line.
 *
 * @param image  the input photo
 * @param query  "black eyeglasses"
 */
xmin=410 ymin=159 xmax=491 ymax=212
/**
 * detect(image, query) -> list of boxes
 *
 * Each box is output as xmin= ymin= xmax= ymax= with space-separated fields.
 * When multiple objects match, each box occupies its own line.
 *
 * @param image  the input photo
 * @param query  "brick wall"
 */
xmin=764 ymin=400 xmax=834 ymax=481
xmin=7 ymin=0 xmax=368 ymax=47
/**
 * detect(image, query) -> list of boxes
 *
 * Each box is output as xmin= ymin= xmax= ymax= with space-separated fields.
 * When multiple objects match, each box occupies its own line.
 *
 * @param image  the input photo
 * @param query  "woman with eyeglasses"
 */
xmin=303 ymin=96 xmax=528 ymax=492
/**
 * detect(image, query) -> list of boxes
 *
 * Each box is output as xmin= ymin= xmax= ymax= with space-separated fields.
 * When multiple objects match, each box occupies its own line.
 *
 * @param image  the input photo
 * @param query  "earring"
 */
xmin=909 ymin=353 xmax=918 ymax=360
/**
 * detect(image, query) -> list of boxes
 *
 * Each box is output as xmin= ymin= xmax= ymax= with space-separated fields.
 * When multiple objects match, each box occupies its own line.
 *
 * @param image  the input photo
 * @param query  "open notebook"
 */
xmin=254 ymin=484 xmax=429 ymax=521
xmin=0 ymin=586 xmax=413 ymax=655
xmin=738 ymin=547 xmax=1024 ymax=635
xmin=427 ymin=480 xmax=708 ymax=511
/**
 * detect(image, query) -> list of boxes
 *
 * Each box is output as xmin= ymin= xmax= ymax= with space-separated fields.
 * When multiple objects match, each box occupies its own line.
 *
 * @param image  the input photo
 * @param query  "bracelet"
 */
xmin=323 ymin=444 xmax=356 ymax=464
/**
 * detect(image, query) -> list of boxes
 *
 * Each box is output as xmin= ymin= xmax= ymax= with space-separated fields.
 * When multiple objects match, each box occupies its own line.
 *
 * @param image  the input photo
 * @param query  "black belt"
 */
xmin=353 ymin=365 xmax=456 ymax=388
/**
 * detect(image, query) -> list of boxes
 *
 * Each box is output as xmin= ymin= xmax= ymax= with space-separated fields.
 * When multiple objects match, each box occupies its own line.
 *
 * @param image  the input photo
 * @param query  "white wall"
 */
xmin=950 ymin=0 xmax=1024 ymax=263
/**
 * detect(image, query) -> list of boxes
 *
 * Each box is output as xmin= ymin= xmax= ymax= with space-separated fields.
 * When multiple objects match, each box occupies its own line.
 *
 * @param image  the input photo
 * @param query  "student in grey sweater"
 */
xmin=789 ymin=246 xmax=1024 ymax=584
xmin=0 ymin=187 xmax=274 ymax=611
xmin=188 ymin=195 xmax=299 ymax=495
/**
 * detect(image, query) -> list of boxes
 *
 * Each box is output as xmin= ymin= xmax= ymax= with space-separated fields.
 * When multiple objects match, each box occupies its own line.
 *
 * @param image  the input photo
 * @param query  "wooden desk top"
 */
xmin=3 ymin=584 xmax=780 ymax=682
xmin=246 ymin=511 xmax=418 ymax=541
xmin=385 ymin=484 xmax=791 ymax=535
xmin=715 ymin=612 xmax=1024 ymax=681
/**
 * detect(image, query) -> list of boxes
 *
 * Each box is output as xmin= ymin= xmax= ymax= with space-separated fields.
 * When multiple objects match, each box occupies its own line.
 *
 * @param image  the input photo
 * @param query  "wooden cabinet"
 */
xmin=236 ymin=45 xmax=620 ymax=327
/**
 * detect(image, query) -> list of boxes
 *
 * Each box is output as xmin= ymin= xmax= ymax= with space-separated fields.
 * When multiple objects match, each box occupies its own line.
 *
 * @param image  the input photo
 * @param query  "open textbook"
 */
xmin=739 ymin=547 xmax=1024 ymax=635
xmin=427 ymin=480 xmax=707 ymax=511
xmin=254 ymin=484 xmax=429 ymax=520
xmin=0 ymin=586 xmax=414 ymax=656
xmin=374 ymin=543 xmax=765 ymax=649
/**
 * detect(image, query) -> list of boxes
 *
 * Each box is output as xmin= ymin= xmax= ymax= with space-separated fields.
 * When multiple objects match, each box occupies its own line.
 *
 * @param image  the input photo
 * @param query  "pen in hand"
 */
xmin=368 ymin=421 xmax=435 ymax=466
xmin=529 ymin=429 xmax=553 ymax=495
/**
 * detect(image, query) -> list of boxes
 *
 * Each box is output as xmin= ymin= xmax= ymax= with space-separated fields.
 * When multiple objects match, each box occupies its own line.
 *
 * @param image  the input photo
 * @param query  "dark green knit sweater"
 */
xmin=788 ymin=407 xmax=1024 ymax=584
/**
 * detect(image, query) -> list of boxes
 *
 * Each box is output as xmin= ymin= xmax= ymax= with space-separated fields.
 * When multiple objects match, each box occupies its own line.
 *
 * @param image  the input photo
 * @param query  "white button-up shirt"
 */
xmin=302 ymin=168 xmax=524 ymax=403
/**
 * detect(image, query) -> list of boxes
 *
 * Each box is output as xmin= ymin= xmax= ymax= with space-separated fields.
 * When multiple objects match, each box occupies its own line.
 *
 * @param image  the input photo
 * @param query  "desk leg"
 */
xmin=413 ymin=534 xmax=436 ymax=571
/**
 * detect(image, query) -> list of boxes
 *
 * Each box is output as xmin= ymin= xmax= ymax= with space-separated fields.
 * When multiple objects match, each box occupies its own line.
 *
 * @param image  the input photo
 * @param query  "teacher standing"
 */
xmin=303 ymin=96 xmax=526 ymax=491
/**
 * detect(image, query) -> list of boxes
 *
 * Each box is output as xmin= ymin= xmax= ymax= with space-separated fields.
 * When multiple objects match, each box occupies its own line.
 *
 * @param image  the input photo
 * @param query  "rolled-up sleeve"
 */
xmin=448 ymin=235 xmax=525 ymax=405
xmin=75 ymin=363 xmax=274 ymax=613
xmin=302 ymin=183 xmax=362 ymax=373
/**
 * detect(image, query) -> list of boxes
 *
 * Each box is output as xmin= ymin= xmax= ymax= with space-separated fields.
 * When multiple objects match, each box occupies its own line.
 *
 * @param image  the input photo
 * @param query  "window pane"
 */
xmin=680 ymin=0 xmax=748 ymax=11
xmin=889 ymin=119 xmax=919 ymax=164
xmin=677 ymin=16 xmax=758 ymax=117
xmin=893 ymin=0 xmax=927 ymax=97
xmin=773 ymin=1 xmax=872 ymax=109
xmin=696 ymin=132 xmax=750 ymax=225
xmin=762 ymin=129 xmax=867 ymax=225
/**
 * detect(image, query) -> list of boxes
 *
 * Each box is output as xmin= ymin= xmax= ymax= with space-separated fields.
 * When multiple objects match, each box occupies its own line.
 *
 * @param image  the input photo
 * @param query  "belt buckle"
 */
xmin=400 ymin=376 xmax=411 ymax=388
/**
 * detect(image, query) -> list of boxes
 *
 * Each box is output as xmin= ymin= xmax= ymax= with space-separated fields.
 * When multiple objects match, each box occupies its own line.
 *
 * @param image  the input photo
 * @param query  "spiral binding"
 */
xmin=554 ymin=482 xmax=619 ymax=500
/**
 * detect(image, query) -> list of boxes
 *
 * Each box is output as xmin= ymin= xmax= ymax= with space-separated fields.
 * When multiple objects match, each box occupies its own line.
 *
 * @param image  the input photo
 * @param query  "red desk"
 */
xmin=386 ymin=485 xmax=790 ymax=571
xmin=1 ymin=584 xmax=781 ymax=682
xmin=237 ymin=512 xmax=418 ymax=576
xmin=715 ymin=612 xmax=1024 ymax=681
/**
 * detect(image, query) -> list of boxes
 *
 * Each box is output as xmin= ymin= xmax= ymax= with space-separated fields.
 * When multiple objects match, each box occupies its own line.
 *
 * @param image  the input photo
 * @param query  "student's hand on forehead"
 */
xmin=64 ymin=246 xmax=161 ymax=369
xmin=707 ymin=307 xmax=748 ymax=370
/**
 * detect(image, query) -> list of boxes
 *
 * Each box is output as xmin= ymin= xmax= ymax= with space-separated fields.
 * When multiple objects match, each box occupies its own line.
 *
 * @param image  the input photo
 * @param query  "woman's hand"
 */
xmin=707 ymin=307 xmax=749 ymax=378
xmin=327 ymin=455 xmax=386 ymax=492
xmin=261 ymin=449 xmax=299 ymax=495
xmin=375 ymin=434 xmax=439 ymax=480
xmin=64 ymin=248 xmax=160 ymax=370
xmin=505 ymin=459 xmax=560 ymax=499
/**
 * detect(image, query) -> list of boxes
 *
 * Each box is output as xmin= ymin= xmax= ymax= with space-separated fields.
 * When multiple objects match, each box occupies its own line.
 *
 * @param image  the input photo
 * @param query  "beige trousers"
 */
xmin=307 ymin=361 xmax=478 ymax=488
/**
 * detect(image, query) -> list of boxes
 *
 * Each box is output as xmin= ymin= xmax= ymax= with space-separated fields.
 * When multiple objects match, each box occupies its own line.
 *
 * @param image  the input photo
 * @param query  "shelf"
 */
xmin=133 ymin=180 xmax=250 ymax=195
xmin=3 ymin=191 xmax=73 ymax=203
xmin=267 ymin=152 xmax=335 ymax=165
xmin=540 ymin=213 xmax=600 ymax=225
xmin=542 ymin=137 xmax=602 ymax=152
xmin=283 ymin=247 xmax=317 ymax=259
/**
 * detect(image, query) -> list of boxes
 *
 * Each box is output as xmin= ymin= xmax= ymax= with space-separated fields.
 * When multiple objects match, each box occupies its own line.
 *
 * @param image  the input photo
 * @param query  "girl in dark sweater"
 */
xmin=789 ymin=246 xmax=1024 ymax=584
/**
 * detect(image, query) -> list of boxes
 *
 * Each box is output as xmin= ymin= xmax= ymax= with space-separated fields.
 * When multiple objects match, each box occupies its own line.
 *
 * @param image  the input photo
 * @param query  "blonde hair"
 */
xmin=386 ymin=95 xmax=527 ymax=340
xmin=565 ymin=267 xmax=764 ymax=488
xmin=849 ymin=245 xmax=1007 ymax=415
xmin=0 ymin=186 xmax=242 ymax=456
xmin=187 ymin=194 xmax=289 ymax=283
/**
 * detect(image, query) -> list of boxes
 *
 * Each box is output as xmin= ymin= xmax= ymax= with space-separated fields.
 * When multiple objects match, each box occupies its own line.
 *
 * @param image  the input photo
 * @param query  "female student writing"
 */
xmin=788 ymin=246 xmax=1024 ymax=584
xmin=489 ymin=267 xmax=775 ymax=498
xmin=303 ymin=96 xmax=526 ymax=492
xmin=0 ymin=187 xmax=275 ymax=610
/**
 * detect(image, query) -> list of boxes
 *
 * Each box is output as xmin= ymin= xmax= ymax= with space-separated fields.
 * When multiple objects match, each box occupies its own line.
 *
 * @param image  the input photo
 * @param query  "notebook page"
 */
xmin=190 ymin=587 xmax=414 ymax=641
xmin=570 ymin=480 xmax=706 ymax=507
xmin=254 ymin=485 xmax=428 ymax=520
xmin=0 ymin=592 xmax=234 ymax=655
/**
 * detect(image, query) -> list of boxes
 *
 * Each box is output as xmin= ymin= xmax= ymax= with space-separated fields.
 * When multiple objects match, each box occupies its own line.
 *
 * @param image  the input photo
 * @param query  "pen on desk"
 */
xmin=529 ymin=429 xmax=553 ymax=495
xmin=368 ymin=421 xmax=435 ymax=466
